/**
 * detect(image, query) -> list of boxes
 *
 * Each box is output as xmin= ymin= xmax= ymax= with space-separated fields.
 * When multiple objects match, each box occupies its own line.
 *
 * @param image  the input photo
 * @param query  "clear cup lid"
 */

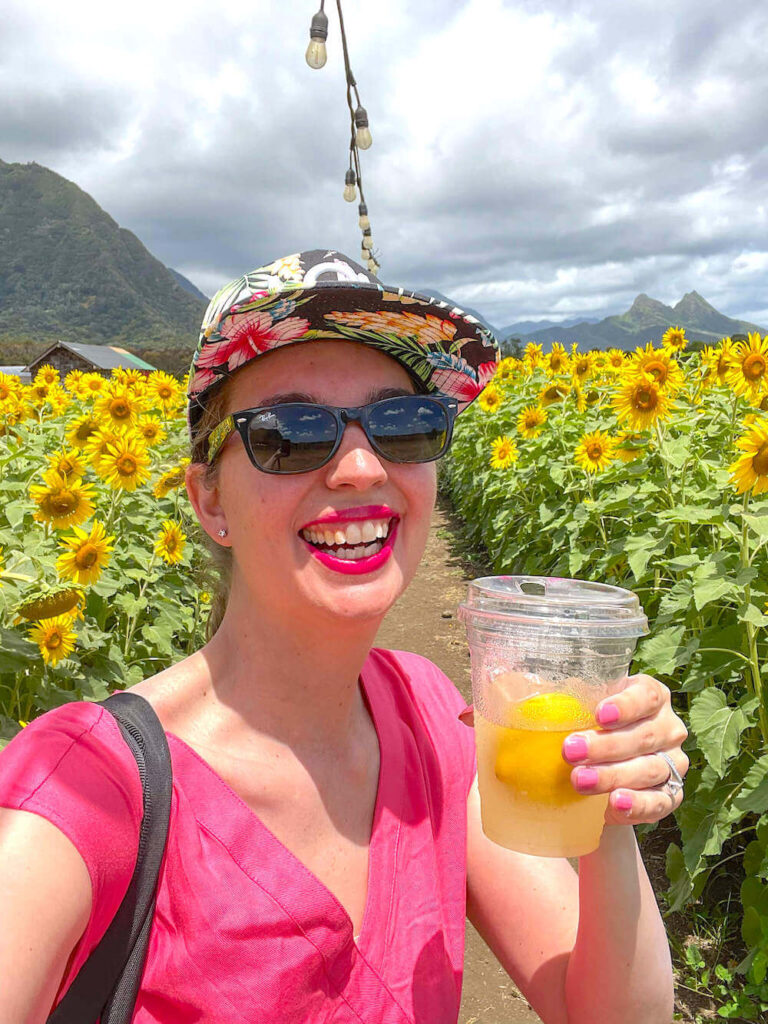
xmin=458 ymin=576 xmax=648 ymax=638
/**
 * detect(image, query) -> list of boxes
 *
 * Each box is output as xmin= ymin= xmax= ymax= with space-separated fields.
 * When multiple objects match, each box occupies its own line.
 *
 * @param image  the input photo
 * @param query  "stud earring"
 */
xmin=218 ymin=528 xmax=228 ymax=538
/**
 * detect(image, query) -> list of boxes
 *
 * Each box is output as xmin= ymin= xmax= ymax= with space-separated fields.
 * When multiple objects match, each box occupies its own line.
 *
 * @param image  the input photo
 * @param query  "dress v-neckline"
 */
xmin=164 ymin=659 xmax=405 ymax=969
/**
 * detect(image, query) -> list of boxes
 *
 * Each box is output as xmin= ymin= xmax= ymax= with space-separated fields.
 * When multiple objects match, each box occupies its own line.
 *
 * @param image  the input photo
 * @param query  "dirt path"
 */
xmin=375 ymin=499 xmax=542 ymax=1024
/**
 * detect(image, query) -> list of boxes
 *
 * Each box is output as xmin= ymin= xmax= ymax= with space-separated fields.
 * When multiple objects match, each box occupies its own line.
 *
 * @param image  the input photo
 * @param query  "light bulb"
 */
xmin=354 ymin=106 xmax=372 ymax=150
xmin=305 ymin=39 xmax=327 ymax=69
xmin=367 ymin=259 xmax=377 ymax=272
xmin=363 ymin=235 xmax=373 ymax=250
xmin=358 ymin=202 xmax=370 ymax=230
xmin=361 ymin=247 xmax=369 ymax=263
xmin=305 ymin=9 xmax=328 ymax=69
xmin=343 ymin=168 xmax=357 ymax=202
xmin=359 ymin=214 xmax=370 ymax=230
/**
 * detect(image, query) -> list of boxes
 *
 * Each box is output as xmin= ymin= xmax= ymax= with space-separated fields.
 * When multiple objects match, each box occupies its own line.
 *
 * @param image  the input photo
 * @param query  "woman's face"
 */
xmin=194 ymin=341 xmax=437 ymax=628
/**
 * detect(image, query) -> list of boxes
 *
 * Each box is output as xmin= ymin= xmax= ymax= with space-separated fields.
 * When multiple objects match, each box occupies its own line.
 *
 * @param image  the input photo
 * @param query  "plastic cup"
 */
xmin=458 ymin=576 xmax=648 ymax=858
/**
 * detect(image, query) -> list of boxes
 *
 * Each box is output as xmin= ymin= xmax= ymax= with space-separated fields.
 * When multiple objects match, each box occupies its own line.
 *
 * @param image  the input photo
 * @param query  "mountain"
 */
xmin=415 ymin=287 xmax=498 ymax=337
xmin=500 ymin=316 xmax=600 ymax=337
xmin=169 ymin=268 xmax=208 ymax=303
xmin=513 ymin=291 xmax=766 ymax=350
xmin=0 ymin=159 xmax=206 ymax=366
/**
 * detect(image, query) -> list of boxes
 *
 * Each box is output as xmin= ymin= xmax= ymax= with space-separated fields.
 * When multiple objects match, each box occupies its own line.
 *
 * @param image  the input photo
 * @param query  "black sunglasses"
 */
xmin=207 ymin=394 xmax=459 ymax=474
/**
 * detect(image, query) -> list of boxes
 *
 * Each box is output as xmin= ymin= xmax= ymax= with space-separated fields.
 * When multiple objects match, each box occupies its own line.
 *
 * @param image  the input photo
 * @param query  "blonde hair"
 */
xmin=188 ymin=381 xmax=233 ymax=640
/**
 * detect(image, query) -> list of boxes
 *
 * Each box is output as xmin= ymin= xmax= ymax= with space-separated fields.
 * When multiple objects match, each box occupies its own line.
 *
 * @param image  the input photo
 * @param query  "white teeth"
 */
xmin=362 ymin=542 xmax=379 ymax=556
xmin=334 ymin=528 xmax=346 ymax=545
xmin=375 ymin=522 xmax=386 ymax=539
xmin=345 ymin=522 xmax=363 ymax=545
xmin=361 ymin=521 xmax=377 ymax=543
xmin=324 ymin=529 xmax=336 ymax=546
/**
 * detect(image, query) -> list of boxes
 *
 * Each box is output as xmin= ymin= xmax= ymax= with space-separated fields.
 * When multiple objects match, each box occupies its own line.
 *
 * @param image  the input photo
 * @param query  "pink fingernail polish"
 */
xmin=614 ymin=793 xmax=633 ymax=812
xmin=575 ymin=767 xmax=599 ymax=790
xmin=563 ymin=735 xmax=589 ymax=762
xmin=597 ymin=702 xmax=620 ymax=726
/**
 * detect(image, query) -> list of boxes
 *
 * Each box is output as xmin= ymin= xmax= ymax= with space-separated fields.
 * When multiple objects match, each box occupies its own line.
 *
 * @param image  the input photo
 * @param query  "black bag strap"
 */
xmin=48 ymin=692 xmax=173 ymax=1024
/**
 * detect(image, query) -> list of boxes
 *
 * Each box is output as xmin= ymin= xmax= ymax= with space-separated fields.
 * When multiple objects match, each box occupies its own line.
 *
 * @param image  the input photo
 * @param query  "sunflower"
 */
xmin=66 ymin=413 xmax=102 ymax=449
xmin=28 ymin=615 xmax=77 ymax=667
xmin=99 ymin=436 xmax=152 ymax=491
xmin=48 ymin=388 xmax=72 ymax=416
xmin=0 ymin=372 xmax=21 ymax=402
xmin=517 ymin=405 xmax=547 ymax=439
xmin=112 ymin=367 xmax=147 ymax=389
xmin=626 ymin=343 xmax=685 ymax=394
xmin=545 ymin=343 xmax=570 ymax=375
xmin=571 ymin=353 xmax=594 ymax=383
xmin=575 ymin=430 xmax=617 ymax=473
xmin=81 ymin=373 xmax=108 ymax=399
xmin=495 ymin=358 xmax=518 ymax=384
xmin=146 ymin=371 xmax=183 ymax=413
xmin=607 ymin=349 xmax=626 ymax=371
xmin=34 ymin=364 xmax=61 ymax=387
xmin=155 ymin=520 xmax=187 ymax=564
xmin=56 ymin=520 xmax=116 ymax=585
xmin=729 ymin=420 xmax=768 ymax=495
xmin=570 ymin=382 xmax=587 ymax=413
xmin=86 ymin=427 xmax=125 ymax=472
xmin=28 ymin=380 xmax=52 ymax=407
xmin=478 ymin=383 xmax=503 ymax=413
xmin=153 ymin=459 xmax=190 ymax=499
xmin=725 ymin=332 xmax=768 ymax=399
xmin=524 ymin=342 xmax=544 ymax=368
xmin=489 ymin=436 xmax=519 ymax=470
xmin=30 ymin=473 xmax=96 ymax=530
xmin=136 ymin=414 xmax=168 ymax=446
xmin=701 ymin=338 xmax=737 ymax=386
xmin=94 ymin=384 xmax=144 ymax=432
xmin=64 ymin=369 xmax=85 ymax=394
xmin=46 ymin=448 xmax=88 ymax=483
xmin=662 ymin=326 xmax=687 ymax=353
xmin=538 ymin=382 xmax=568 ymax=406
xmin=15 ymin=586 xmax=85 ymax=623
xmin=612 ymin=376 xmax=673 ymax=431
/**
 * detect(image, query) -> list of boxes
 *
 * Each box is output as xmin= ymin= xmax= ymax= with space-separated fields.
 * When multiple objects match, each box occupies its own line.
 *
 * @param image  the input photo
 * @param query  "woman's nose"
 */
xmin=323 ymin=422 xmax=388 ymax=490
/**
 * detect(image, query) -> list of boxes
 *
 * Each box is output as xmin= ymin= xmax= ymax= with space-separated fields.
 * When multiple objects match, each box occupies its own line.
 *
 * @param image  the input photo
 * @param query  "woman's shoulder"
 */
xmin=367 ymin=647 xmax=468 ymax=714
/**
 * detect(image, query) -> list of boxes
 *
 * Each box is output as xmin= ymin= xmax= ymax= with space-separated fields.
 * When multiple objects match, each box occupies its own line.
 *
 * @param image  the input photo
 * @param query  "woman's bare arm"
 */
xmin=0 ymin=808 xmax=92 ymax=1024
xmin=466 ymin=781 xmax=674 ymax=1024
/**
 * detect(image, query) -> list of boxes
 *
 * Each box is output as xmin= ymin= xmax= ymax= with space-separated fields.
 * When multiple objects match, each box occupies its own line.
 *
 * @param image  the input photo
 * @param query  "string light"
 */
xmin=305 ymin=4 xmax=328 ymax=69
xmin=303 ymin=0 xmax=381 ymax=269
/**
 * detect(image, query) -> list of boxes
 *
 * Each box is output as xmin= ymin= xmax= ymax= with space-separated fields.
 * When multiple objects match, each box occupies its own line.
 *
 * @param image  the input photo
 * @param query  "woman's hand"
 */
xmin=561 ymin=673 xmax=689 ymax=825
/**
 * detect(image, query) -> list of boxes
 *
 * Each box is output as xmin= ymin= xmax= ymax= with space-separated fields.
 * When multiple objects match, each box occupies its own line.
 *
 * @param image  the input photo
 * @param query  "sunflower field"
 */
xmin=0 ymin=365 xmax=211 ymax=743
xmin=442 ymin=329 xmax=768 ymax=1016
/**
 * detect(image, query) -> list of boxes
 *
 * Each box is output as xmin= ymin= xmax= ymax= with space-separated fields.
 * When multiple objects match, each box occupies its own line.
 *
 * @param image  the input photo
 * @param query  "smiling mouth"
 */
xmin=298 ymin=517 xmax=396 ymax=561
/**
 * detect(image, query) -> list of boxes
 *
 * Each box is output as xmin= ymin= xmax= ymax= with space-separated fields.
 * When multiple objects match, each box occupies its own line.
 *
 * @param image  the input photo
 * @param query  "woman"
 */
xmin=0 ymin=250 xmax=687 ymax=1024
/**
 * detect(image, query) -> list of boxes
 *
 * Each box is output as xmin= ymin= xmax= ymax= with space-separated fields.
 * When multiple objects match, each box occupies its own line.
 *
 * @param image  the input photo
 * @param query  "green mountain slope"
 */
xmin=0 ymin=159 xmax=206 ymax=362
xmin=516 ymin=291 xmax=765 ymax=350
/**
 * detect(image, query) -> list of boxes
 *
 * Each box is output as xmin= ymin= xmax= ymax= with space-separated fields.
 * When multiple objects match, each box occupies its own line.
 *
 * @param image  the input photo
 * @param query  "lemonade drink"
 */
xmin=474 ymin=689 xmax=608 ymax=857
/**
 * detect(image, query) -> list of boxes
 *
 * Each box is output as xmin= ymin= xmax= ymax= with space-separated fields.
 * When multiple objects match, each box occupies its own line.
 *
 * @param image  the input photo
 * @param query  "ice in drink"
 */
xmin=474 ymin=688 xmax=608 ymax=858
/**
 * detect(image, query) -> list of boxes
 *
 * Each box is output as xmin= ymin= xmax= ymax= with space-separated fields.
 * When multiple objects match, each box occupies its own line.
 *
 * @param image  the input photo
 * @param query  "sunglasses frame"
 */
xmin=207 ymin=394 xmax=459 ymax=474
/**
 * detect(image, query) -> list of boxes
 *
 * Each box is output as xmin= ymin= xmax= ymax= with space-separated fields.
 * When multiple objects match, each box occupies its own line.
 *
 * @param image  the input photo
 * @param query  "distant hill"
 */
xmin=500 ymin=316 xmax=600 ymax=337
xmin=169 ymin=268 xmax=208 ymax=303
xmin=512 ymin=292 xmax=765 ymax=350
xmin=416 ymin=287 xmax=498 ymax=337
xmin=0 ymin=159 xmax=206 ymax=368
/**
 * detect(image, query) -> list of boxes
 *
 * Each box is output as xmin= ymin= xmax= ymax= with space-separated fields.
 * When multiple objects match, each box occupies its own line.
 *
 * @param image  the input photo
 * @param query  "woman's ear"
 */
xmin=185 ymin=462 xmax=229 ymax=545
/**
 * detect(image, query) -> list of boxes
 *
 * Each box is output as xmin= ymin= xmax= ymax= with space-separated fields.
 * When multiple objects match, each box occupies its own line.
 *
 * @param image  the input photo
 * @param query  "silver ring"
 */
xmin=657 ymin=751 xmax=684 ymax=798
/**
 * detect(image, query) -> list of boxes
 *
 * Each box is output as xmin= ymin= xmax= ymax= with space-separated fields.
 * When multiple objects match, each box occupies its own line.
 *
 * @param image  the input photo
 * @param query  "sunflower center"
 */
xmin=76 ymin=422 xmax=96 ymax=440
xmin=50 ymin=493 xmax=77 ymax=515
xmin=753 ymin=444 xmax=768 ymax=476
xmin=158 ymin=385 xmax=173 ymax=399
xmin=76 ymin=544 xmax=99 ymax=569
xmin=110 ymin=399 xmax=131 ymax=419
xmin=587 ymin=444 xmax=604 ymax=460
xmin=0 ymin=385 xmax=10 ymax=400
xmin=118 ymin=455 xmax=138 ymax=475
xmin=46 ymin=631 xmax=63 ymax=650
xmin=644 ymin=361 xmax=667 ymax=383
xmin=634 ymin=386 xmax=658 ymax=411
xmin=166 ymin=536 xmax=178 ymax=552
xmin=743 ymin=354 xmax=766 ymax=381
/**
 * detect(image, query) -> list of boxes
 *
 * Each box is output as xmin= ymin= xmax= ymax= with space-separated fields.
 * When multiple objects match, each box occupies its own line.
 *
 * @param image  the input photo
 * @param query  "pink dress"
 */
xmin=0 ymin=649 xmax=476 ymax=1023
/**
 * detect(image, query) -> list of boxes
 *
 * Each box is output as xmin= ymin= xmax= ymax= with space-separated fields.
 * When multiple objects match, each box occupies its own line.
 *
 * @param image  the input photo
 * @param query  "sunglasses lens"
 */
xmin=246 ymin=406 xmax=338 ymax=473
xmin=367 ymin=397 xmax=450 ymax=462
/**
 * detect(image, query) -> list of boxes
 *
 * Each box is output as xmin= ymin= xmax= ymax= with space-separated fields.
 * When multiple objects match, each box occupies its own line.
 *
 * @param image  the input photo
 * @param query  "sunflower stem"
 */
xmin=739 ymin=490 xmax=768 ymax=748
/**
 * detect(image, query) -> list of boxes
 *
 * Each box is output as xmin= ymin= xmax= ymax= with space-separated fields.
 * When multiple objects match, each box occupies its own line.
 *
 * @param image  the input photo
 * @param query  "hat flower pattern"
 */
xmin=187 ymin=249 xmax=499 ymax=435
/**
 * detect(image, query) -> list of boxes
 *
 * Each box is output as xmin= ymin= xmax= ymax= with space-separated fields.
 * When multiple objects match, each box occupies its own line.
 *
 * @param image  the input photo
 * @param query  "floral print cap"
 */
xmin=186 ymin=249 xmax=500 ymax=440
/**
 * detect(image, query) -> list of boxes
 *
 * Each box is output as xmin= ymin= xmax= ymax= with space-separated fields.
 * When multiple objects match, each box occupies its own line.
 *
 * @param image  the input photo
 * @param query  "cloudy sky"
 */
xmin=3 ymin=0 xmax=767 ymax=329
